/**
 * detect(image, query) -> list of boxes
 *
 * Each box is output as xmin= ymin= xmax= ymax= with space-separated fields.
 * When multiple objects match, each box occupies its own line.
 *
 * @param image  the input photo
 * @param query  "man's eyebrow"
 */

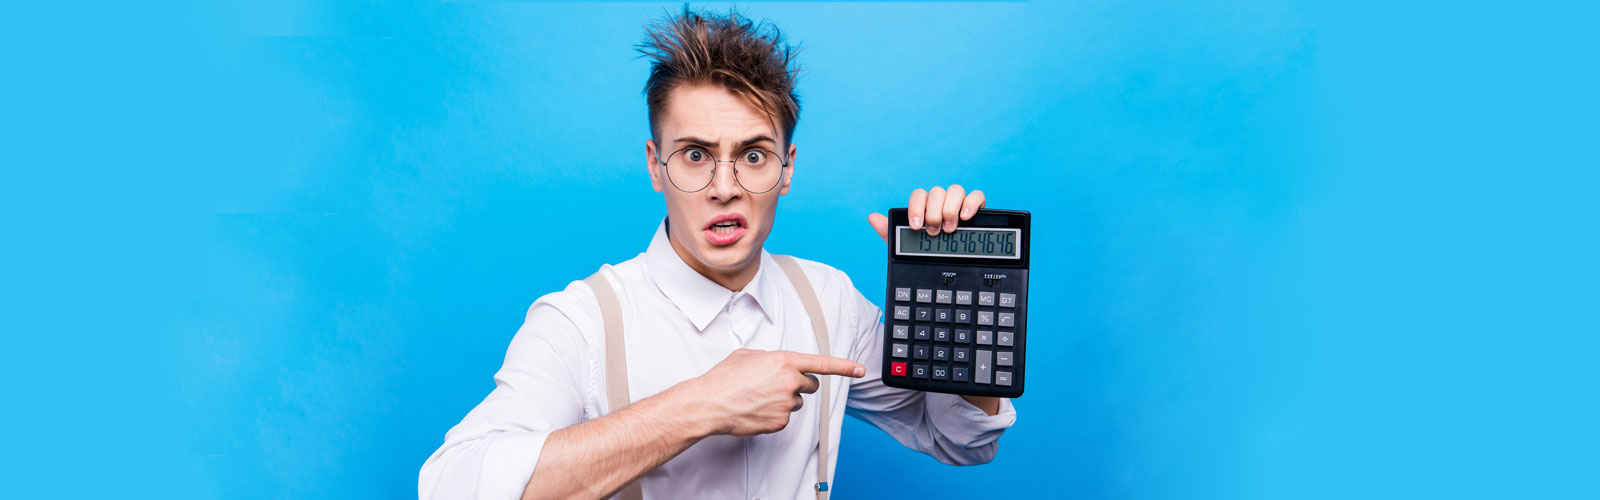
xmin=674 ymin=135 xmax=779 ymax=149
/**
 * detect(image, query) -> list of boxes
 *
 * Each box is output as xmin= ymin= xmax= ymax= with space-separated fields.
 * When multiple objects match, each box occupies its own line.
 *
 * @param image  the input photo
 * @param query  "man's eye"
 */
xmin=743 ymin=150 xmax=766 ymax=163
xmin=685 ymin=149 xmax=707 ymax=162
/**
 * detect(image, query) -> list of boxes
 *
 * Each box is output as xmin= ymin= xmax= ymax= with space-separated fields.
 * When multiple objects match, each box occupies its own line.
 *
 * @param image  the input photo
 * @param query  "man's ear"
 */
xmin=779 ymin=142 xmax=796 ymax=195
xmin=646 ymin=139 xmax=665 ymax=193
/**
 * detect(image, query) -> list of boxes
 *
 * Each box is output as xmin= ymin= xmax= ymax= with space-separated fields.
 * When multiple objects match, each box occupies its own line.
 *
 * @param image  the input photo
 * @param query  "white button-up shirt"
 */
xmin=420 ymin=223 xmax=1017 ymax=500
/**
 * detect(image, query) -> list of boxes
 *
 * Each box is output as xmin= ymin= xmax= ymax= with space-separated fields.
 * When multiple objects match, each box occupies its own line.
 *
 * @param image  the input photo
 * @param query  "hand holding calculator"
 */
xmin=882 ymin=208 xmax=1029 ymax=398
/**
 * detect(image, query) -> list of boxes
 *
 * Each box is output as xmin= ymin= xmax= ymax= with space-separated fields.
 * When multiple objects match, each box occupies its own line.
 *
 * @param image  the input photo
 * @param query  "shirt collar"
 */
xmin=644 ymin=219 xmax=780 ymax=332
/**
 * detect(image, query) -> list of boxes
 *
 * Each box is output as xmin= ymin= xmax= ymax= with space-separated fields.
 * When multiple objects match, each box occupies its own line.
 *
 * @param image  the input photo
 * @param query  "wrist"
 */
xmin=961 ymin=395 xmax=1003 ymax=416
xmin=658 ymin=377 xmax=724 ymax=439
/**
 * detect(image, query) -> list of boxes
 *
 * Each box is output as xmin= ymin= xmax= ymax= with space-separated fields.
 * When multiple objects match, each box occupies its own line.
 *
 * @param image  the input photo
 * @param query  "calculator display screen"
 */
xmin=895 ymin=227 xmax=1021 ymax=259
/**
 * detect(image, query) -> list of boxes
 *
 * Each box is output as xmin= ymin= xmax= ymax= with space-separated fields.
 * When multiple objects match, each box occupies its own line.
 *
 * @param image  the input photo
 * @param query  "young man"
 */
xmin=421 ymin=8 xmax=1016 ymax=500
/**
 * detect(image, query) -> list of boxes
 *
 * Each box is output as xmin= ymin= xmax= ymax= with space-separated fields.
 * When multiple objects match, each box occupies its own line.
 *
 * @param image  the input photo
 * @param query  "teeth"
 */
xmin=710 ymin=220 xmax=739 ymax=236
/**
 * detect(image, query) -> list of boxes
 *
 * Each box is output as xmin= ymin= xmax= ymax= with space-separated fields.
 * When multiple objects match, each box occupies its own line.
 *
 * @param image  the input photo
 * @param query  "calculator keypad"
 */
xmin=887 ymin=274 xmax=1023 ymax=396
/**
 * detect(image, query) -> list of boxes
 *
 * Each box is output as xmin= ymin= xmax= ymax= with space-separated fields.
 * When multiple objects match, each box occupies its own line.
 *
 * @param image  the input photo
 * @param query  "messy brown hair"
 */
xmin=638 ymin=6 xmax=802 ymax=146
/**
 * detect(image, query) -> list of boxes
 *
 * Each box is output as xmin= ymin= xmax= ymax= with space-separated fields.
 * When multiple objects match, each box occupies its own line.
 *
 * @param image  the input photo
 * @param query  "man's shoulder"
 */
xmin=522 ymin=253 xmax=650 ymax=325
xmin=768 ymin=252 xmax=868 ymax=305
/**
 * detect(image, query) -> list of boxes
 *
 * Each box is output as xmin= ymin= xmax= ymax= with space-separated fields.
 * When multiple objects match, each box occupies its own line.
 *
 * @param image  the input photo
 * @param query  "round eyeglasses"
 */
xmin=658 ymin=146 xmax=789 ymax=194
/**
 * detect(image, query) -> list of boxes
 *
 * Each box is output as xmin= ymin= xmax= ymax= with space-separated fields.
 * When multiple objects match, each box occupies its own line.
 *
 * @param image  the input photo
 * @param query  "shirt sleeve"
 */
xmin=842 ymin=287 xmax=1017 ymax=465
xmin=419 ymin=285 xmax=599 ymax=500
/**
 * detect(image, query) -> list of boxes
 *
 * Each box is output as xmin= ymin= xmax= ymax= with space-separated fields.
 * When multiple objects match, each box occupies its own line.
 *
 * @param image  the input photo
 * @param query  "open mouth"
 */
xmin=703 ymin=213 xmax=748 ymax=246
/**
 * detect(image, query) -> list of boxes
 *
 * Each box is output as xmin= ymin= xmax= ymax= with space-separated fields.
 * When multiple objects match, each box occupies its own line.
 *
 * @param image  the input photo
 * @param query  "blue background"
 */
xmin=4 ymin=0 xmax=1596 ymax=498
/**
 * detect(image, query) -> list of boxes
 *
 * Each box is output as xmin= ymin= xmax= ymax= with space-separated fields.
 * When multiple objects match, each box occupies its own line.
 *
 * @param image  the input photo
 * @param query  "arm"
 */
xmin=521 ymin=381 xmax=714 ymax=500
xmin=526 ymin=350 xmax=867 ymax=500
xmin=856 ymin=184 xmax=1015 ymax=463
xmin=843 ymin=299 xmax=1017 ymax=466
xmin=869 ymin=184 xmax=1004 ymax=416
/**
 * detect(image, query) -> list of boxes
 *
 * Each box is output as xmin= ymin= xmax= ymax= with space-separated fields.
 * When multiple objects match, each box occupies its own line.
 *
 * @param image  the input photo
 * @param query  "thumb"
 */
xmin=867 ymin=212 xmax=889 ymax=243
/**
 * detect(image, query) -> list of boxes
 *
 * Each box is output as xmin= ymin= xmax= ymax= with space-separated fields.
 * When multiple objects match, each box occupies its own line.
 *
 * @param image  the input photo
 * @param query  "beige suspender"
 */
xmin=582 ymin=254 xmax=834 ymax=500
xmin=774 ymin=255 xmax=835 ymax=500
xmin=582 ymin=272 xmax=645 ymax=500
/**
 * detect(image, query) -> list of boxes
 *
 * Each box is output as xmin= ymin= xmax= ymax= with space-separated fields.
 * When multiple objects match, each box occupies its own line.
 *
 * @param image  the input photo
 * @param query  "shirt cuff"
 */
xmin=924 ymin=392 xmax=1018 ymax=448
xmin=480 ymin=430 xmax=551 ymax=500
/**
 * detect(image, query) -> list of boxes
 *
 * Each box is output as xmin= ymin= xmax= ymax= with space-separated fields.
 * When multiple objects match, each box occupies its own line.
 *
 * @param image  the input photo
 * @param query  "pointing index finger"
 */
xmin=786 ymin=352 xmax=866 ymax=378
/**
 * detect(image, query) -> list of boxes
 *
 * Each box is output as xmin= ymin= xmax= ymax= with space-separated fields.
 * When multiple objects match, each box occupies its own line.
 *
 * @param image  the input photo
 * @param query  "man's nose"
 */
xmin=706 ymin=161 xmax=743 ymax=202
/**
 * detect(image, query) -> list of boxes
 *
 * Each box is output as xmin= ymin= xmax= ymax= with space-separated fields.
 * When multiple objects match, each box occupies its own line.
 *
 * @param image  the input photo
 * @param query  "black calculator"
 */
xmin=881 ymin=208 xmax=1029 ymax=398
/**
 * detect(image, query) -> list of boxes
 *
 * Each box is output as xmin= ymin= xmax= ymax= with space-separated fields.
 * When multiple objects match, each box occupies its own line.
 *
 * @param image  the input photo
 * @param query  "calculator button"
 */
xmin=892 ymin=325 xmax=909 ymax=340
xmin=954 ymin=329 xmax=971 ymax=344
xmin=976 ymin=330 xmax=993 ymax=345
xmin=976 ymin=311 xmax=994 ymax=326
xmin=997 ymin=312 xmax=1015 ymax=328
xmin=915 ymin=308 xmax=932 ymax=322
xmin=890 ymin=362 xmax=907 ymax=377
xmin=932 ymin=365 xmax=949 ymax=381
xmin=895 ymin=288 xmax=912 ymax=302
xmin=935 ymin=309 xmax=951 ymax=323
xmin=997 ymin=331 xmax=1014 ymax=347
xmin=933 ymin=327 xmax=950 ymax=342
xmin=893 ymin=306 xmax=910 ymax=321
xmin=914 ymin=326 xmax=931 ymax=341
xmin=915 ymin=289 xmax=933 ymax=303
xmin=933 ymin=346 xmax=949 ymax=361
xmin=912 ymin=364 xmax=929 ymax=379
xmin=978 ymin=292 xmax=996 ymax=306
xmin=913 ymin=345 xmax=930 ymax=360
xmin=996 ymin=351 xmax=1013 ymax=367
xmin=935 ymin=290 xmax=952 ymax=304
xmin=954 ymin=309 xmax=971 ymax=324
xmin=996 ymin=371 xmax=1012 ymax=387
xmin=955 ymin=291 xmax=973 ymax=305
xmin=952 ymin=366 xmax=970 ymax=382
xmin=954 ymin=348 xmax=970 ymax=363
xmin=998 ymin=293 xmax=1017 ymax=308
xmin=892 ymin=343 xmax=909 ymax=359
xmin=975 ymin=350 xmax=992 ymax=384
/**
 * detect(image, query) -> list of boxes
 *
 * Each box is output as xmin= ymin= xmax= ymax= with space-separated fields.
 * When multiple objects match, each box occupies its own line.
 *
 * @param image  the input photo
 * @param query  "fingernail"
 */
xmin=910 ymin=216 xmax=922 ymax=229
xmin=854 ymin=367 xmax=865 ymax=377
xmin=962 ymin=209 xmax=971 ymax=218
xmin=945 ymin=221 xmax=956 ymax=232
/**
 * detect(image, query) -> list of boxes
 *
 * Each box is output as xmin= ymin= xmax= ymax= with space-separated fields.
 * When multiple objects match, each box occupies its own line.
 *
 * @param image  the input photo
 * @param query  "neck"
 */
xmin=666 ymin=223 xmax=760 ymax=292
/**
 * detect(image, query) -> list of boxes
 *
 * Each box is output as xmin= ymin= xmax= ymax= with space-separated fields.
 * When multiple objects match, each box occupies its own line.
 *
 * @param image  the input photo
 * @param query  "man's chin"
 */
xmin=697 ymin=243 xmax=760 ymax=270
